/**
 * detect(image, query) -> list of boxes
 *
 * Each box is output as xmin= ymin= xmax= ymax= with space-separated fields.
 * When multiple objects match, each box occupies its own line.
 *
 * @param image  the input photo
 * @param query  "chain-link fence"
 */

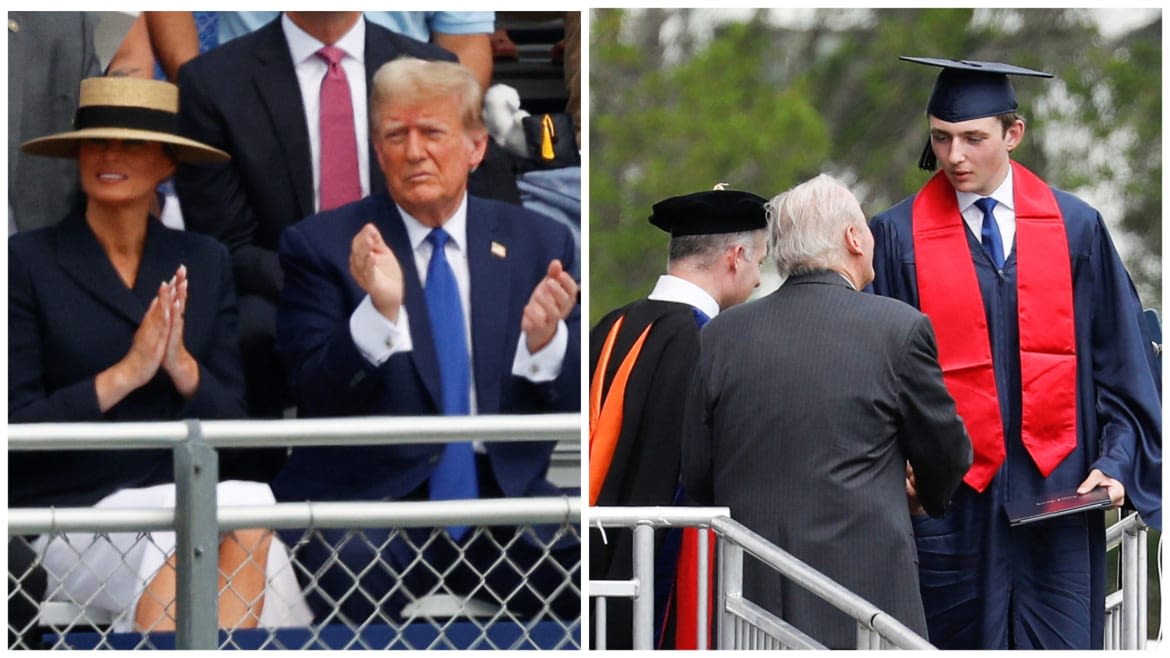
xmin=8 ymin=415 xmax=581 ymax=650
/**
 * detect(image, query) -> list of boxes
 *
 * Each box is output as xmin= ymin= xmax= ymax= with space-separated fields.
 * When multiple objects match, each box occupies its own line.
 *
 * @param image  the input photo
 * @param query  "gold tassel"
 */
xmin=540 ymin=114 xmax=556 ymax=160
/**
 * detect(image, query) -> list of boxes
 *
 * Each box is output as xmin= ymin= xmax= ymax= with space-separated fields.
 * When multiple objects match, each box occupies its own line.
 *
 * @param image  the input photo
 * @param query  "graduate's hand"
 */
xmin=521 ymin=259 xmax=578 ymax=353
xmin=905 ymin=462 xmax=926 ymax=516
xmin=350 ymin=223 xmax=404 ymax=322
xmin=1077 ymin=468 xmax=1126 ymax=509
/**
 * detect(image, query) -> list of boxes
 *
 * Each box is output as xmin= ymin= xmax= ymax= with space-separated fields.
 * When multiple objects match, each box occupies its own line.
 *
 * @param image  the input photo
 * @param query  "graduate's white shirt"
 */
xmin=957 ymin=167 xmax=1017 ymax=265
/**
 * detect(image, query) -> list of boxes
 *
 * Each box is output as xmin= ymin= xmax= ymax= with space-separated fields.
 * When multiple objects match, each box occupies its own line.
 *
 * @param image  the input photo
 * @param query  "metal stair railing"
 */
xmin=591 ymin=505 xmax=1154 ymax=650
xmin=1103 ymin=512 xmax=1150 ymax=650
xmin=588 ymin=506 xmax=934 ymax=650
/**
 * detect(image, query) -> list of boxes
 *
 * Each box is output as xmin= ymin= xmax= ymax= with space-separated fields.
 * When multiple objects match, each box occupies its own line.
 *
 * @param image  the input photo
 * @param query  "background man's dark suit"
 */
xmin=7 ymin=11 xmax=101 ymax=235
xmin=272 ymin=190 xmax=580 ymax=621
xmin=682 ymin=271 xmax=971 ymax=648
xmin=173 ymin=16 xmax=457 ymax=426
xmin=176 ymin=18 xmax=456 ymax=305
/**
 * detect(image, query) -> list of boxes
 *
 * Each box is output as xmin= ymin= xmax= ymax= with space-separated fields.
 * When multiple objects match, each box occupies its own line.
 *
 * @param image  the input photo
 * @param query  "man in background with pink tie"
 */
xmin=175 ymin=12 xmax=455 ymax=426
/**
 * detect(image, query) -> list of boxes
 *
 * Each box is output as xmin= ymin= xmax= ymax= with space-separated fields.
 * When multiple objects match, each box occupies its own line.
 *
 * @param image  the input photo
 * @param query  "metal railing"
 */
xmin=1103 ymin=511 xmax=1150 ymax=650
xmin=589 ymin=507 xmax=726 ymax=650
xmin=7 ymin=414 xmax=581 ymax=650
xmin=588 ymin=507 xmax=934 ymax=650
xmin=590 ymin=506 xmax=1155 ymax=650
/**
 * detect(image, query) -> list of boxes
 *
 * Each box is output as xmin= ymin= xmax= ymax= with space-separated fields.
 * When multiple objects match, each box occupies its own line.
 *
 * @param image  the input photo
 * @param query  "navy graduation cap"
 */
xmin=649 ymin=185 xmax=768 ymax=237
xmin=902 ymin=56 xmax=1054 ymax=171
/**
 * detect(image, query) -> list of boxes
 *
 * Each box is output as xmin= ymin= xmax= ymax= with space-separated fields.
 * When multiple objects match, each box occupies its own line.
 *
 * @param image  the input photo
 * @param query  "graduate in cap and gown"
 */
xmin=869 ymin=56 xmax=1162 ymax=650
xmin=589 ymin=186 xmax=768 ymax=649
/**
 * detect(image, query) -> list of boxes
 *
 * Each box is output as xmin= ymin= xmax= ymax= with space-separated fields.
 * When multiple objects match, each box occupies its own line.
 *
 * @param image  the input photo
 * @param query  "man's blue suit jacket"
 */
xmin=271 ymin=192 xmax=580 ymax=503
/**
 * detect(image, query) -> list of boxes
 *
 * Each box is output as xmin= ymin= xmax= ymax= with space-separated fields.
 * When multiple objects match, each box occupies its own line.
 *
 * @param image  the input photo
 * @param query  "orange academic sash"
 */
xmin=588 ymin=316 xmax=655 ymax=504
xmin=590 ymin=311 xmax=715 ymax=649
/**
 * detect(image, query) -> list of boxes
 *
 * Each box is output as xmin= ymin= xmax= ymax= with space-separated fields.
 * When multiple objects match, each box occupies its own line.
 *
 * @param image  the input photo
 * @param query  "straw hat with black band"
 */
xmin=20 ymin=77 xmax=229 ymax=164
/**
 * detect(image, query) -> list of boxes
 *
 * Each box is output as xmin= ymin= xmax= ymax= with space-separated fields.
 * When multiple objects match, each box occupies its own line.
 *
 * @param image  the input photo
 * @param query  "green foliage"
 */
xmin=590 ymin=13 xmax=829 ymax=323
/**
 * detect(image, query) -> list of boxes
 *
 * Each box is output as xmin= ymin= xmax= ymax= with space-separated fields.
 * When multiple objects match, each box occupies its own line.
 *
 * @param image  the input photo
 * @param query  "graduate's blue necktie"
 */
xmin=424 ymin=228 xmax=478 ymax=540
xmin=975 ymin=197 xmax=1005 ymax=269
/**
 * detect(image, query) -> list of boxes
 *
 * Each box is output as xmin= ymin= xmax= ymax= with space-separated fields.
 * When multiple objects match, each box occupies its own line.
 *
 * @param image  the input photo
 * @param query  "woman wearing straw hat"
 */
xmin=8 ymin=77 xmax=285 ymax=634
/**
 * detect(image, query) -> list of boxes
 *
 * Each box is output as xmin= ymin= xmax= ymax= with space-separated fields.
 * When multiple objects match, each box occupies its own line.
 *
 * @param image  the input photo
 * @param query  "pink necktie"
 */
xmin=316 ymin=45 xmax=361 ymax=211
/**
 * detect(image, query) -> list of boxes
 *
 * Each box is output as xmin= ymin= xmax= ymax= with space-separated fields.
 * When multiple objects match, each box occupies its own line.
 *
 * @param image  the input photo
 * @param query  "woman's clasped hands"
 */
xmin=97 ymin=264 xmax=200 ymax=411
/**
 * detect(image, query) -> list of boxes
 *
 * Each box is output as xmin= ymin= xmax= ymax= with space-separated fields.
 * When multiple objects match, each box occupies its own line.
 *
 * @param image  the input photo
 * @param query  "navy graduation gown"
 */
xmin=869 ymin=185 xmax=1161 ymax=649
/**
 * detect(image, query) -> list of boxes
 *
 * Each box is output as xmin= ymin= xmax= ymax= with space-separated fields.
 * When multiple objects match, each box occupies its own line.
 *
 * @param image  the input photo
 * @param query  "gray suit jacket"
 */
xmin=682 ymin=270 xmax=971 ymax=648
xmin=7 ymin=11 xmax=101 ymax=234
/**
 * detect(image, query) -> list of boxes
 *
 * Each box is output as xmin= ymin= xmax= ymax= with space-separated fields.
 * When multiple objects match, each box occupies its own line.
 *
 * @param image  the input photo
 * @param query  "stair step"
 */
xmin=489 ymin=15 xmax=569 ymax=116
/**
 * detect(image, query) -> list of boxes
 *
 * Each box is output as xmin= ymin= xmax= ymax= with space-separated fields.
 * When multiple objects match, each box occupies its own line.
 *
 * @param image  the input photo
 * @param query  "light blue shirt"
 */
xmin=218 ymin=11 xmax=495 ymax=45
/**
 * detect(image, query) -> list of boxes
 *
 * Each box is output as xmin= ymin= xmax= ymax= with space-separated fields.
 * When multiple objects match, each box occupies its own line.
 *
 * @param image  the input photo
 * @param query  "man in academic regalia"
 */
xmin=589 ymin=186 xmax=768 ymax=649
xmin=869 ymin=56 xmax=1162 ymax=650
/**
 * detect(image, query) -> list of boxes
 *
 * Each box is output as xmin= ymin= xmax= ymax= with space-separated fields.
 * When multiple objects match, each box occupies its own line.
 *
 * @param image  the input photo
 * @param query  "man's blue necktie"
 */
xmin=424 ymin=228 xmax=478 ymax=540
xmin=975 ymin=197 xmax=1005 ymax=269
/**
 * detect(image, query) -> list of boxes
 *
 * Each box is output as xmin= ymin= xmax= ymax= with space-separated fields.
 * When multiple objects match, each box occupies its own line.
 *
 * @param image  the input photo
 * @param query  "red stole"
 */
xmin=912 ymin=162 xmax=1077 ymax=491
xmin=669 ymin=529 xmax=715 ymax=649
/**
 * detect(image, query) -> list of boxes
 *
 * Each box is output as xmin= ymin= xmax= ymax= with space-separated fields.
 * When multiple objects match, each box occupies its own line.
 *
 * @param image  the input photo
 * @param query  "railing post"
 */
xmin=631 ymin=523 xmax=655 ymax=650
xmin=1119 ymin=518 xmax=1149 ymax=650
xmin=857 ymin=622 xmax=879 ymax=649
xmin=594 ymin=597 xmax=607 ymax=650
xmin=697 ymin=526 xmax=709 ymax=650
xmin=1121 ymin=522 xmax=1137 ymax=649
xmin=719 ymin=540 xmax=743 ymax=650
xmin=1137 ymin=523 xmax=1147 ymax=649
xmin=174 ymin=419 xmax=219 ymax=649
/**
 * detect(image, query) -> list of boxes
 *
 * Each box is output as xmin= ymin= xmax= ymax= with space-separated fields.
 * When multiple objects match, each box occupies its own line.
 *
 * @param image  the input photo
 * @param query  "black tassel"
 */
xmin=917 ymin=138 xmax=937 ymax=172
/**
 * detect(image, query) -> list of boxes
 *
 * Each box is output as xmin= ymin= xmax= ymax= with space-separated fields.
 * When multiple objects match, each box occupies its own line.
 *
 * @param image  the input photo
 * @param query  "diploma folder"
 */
xmin=1005 ymin=487 xmax=1112 ymax=526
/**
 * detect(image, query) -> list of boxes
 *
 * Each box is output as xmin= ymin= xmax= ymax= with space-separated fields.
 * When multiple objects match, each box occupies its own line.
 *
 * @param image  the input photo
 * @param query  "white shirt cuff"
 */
xmin=350 ymin=295 xmax=412 ymax=365
xmin=512 ymin=320 xmax=567 ymax=382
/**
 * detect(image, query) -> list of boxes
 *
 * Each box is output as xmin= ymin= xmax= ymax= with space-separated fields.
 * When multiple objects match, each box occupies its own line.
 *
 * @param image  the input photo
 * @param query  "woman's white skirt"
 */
xmin=33 ymin=480 xmax=312 ymax=633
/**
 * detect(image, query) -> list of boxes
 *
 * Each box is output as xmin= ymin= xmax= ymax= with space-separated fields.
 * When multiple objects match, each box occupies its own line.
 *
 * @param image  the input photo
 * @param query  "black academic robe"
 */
xmin=869 ymin=184 xmax=1161 ymax=650
xmin=589 ymin=299 xmax=702 ymax=649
